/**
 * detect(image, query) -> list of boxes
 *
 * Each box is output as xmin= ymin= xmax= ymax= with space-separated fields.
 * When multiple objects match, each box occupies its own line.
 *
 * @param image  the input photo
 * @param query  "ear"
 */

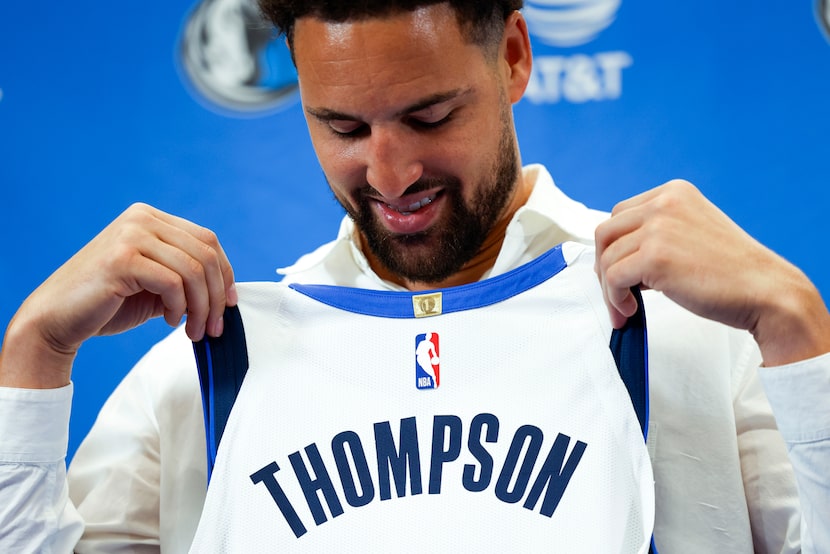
xmin=501 ymin=11 xmax=532 ymax=104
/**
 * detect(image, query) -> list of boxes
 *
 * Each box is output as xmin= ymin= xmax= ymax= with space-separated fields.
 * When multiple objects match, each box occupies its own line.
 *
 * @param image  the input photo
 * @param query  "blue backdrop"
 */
xmin=1 ymin=1 xmax=829 ymax=461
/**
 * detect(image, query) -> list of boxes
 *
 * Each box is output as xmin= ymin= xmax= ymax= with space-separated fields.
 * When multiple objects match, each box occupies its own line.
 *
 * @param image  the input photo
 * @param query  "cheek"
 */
xmin=440 ymin=133 xmax=497 ymax=188
xmin=419 ymin=128 xmax=479 ymax=177
xmin=309 ymin=135 xmax=366 ymax=192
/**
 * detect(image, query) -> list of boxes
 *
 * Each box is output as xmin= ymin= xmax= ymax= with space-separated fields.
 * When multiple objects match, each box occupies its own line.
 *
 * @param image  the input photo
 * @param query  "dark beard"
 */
xmin=338 ymin=122 xmax=520 ymax=285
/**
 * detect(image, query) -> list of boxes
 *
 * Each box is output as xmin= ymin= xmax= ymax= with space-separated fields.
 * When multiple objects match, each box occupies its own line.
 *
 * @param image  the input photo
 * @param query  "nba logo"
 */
xmin=415 ymin=333 xmax=440 ymax=389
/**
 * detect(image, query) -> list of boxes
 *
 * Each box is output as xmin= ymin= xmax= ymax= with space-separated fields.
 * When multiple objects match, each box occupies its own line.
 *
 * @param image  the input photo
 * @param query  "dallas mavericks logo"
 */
xmin=177 ymin=0 xmax=299 ymax=116
xmin=415 ymin=333 xmax=440 ymax=389
xmin=819 ymin=0 xmax=830 ymax=42
xmin=523 ymin=0 xmax=622 ymax=47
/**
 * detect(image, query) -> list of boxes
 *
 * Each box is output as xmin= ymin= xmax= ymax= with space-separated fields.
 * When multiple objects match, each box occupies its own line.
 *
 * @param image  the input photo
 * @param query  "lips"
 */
xmin=370 ymin=191 xmax=443 ymax=235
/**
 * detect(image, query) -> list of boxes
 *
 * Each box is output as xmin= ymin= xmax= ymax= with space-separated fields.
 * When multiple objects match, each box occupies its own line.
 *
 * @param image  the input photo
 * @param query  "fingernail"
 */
xmin=189 ymin=321 xmax=205 ymax=342
xmin=212 ymin=316 xmax=224 ymax=337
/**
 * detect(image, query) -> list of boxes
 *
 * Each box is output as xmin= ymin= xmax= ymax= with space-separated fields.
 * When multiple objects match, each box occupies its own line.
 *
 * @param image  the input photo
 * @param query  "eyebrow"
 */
xmin=306 ymin=87 xmax=473 ymax=122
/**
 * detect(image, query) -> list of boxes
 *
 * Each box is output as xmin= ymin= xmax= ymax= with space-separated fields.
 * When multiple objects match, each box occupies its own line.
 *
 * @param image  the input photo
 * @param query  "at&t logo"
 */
xmin=523 ymin=0 xmax=632 ymax=104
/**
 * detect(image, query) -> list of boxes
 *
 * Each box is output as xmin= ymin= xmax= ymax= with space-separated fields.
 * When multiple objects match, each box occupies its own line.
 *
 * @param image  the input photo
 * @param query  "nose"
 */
xmin=364 ymin=127 xmax=424 ymax=198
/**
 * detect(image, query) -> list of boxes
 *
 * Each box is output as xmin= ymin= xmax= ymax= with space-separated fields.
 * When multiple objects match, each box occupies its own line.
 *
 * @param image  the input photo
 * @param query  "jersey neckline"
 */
xmin=288 ymin=244 xmax=568 ymax=318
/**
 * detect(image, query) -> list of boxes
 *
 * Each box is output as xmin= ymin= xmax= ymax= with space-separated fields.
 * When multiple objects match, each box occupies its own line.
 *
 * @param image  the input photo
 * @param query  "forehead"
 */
xmin=292 ymin=5 xmax=491 ymax=113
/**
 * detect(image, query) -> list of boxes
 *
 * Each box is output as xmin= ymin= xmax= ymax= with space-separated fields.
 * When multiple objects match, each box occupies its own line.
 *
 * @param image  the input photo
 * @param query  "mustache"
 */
xmin=357 ymin=175 xmax=461 ymax=199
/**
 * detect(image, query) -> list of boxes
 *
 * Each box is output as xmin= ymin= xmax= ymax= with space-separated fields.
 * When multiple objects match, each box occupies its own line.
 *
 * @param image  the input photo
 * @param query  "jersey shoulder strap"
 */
xmin=193 ymin=305 xmax=249 ymax=482
xmin=608 ymin=287 xmax=656 ymax=554
xmin=192 ymin=291 xmax=649 ymax=480
xmin=609 ymin=287 xmax=649 ymax=438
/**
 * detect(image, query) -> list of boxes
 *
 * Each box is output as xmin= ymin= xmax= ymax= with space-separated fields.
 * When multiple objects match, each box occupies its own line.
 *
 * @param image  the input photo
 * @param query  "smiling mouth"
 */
xmin=385 ymin=194 xmax=437 ymax=215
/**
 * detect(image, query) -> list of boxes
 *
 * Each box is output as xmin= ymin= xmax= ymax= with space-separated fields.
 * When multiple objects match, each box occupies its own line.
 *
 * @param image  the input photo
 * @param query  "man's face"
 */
xmin=293 ymin=5 xmax=523 ymax=285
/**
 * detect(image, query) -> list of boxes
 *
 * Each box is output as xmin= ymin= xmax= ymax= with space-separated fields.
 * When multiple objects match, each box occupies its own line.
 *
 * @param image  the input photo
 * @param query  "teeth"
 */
xmin=387 ymin=194 xmax=436 ymax=214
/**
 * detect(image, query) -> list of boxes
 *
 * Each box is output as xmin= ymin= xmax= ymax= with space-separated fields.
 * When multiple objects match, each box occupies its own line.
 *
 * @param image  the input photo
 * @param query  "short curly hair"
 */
xmin=258 ymin=0 xmax=524 ymax=56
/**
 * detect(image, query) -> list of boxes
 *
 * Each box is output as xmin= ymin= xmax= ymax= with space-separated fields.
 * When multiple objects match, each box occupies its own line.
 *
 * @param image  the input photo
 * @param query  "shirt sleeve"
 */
xmin=67 ymin=363 xmax=165 ymax=552
xmin=66 ymin=326 xmax=206 ymax=553
xmin=759 ymin=353 xmax=830 ymax=553
xmin=0 ymin=384 xmax=84 ymax=552
xmin=731 ymin=337 xmax=802 ymax=553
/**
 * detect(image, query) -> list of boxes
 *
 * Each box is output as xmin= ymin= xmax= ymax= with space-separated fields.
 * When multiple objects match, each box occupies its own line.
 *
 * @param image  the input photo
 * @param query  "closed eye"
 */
xmin=328 ymin=120 xmax=368 ymax=138
xmin=307 ymin=88 xmax=470 ymax=139
xmin=407 ymin=102 xmax=455 ymax=130
xmin=409 ymin=112 xmax=453 ymax=130
xmin=327 ymin=113 xmax=451 ymax=137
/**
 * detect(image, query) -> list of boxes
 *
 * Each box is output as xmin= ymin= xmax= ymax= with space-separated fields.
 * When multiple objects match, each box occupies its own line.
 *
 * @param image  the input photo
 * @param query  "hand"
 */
xmin=594 ymin=180 xmax=830 ymax=366
xmin=0 ymin=203 xmax=237 ymax=388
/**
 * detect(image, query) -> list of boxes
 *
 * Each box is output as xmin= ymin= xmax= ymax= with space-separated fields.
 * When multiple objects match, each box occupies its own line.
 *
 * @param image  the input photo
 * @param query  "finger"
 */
xmin=134 ymin=206 xmax=236 ymax=337
xmin=117 ymin=254 xmax=189 ymax=332
xmin=596 ymin=216 xmax=643 ymax=277
xmin=608 ymin=287 xmax=638 ymax=327
xmin=155 ymin=224 xmax=231 ymax=337
xmin=114 ymin=220 xmax=212 ymax=340
xmin=597 ymin=254 xmax=639 ymax=328
xmin=596 ymin=202 xmax=647 ymax=255
xmin=609 ymin=180 xmax=693 ymax=217
xmin=139 ymin=237 xmax=224 ymax=340
xmin=109 ymin=250 xmax=214 ymax=342
xmin=151 ymin=208 xmax=237 ymax=305
xmin=596 ymin=265 xmax=631 ymax=329
xmin=595 ymin=225 xmax=645 ymax=328
xmin=604 ymin=247 xmax=646 ymax=317
xmin=609 ymin=188 xmax=657 ymax=216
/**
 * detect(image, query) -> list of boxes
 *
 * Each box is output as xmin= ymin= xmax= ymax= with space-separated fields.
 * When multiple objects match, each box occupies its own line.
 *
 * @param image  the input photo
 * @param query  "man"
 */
xmin=0 ymin=1 xmax=828 ymax=551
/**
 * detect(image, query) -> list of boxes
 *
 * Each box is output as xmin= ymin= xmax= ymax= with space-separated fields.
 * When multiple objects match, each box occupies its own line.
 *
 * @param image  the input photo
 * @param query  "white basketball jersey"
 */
xmin=190 ymin=242 xmax=655 ymax=552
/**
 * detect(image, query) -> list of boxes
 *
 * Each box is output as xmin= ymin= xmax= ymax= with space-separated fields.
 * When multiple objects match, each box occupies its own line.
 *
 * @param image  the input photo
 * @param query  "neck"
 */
xmin=364 ymin=172 xmax=533 ymax=291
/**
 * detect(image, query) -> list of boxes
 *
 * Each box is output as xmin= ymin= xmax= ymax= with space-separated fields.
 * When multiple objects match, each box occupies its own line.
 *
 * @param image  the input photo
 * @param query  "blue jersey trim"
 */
xmin=289 ymin=244 xmax=568 ymax=318
xmin=205 ymin=345 xmax=218 ymax=478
